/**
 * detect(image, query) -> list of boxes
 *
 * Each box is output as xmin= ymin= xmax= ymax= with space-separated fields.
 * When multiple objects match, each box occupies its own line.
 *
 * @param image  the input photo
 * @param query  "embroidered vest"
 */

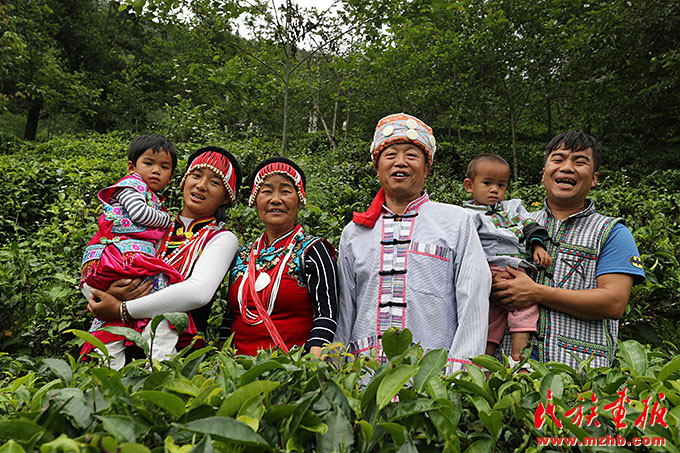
xmin=532 ymin=200 xmax=621 ymax=368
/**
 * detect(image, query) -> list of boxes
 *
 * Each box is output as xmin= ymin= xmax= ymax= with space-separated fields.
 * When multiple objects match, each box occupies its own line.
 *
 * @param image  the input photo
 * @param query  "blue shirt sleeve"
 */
xmin=596 ymin=222 xmax=645 ymax=285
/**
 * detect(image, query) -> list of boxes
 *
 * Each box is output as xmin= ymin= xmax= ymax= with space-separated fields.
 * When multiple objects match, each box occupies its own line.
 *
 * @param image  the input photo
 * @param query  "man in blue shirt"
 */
xmin=492 ymin=130 xmax=645 ymax=368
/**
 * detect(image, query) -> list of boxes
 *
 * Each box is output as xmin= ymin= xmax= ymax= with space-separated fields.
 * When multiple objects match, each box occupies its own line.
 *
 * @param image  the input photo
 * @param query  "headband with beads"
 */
xmin=370 ymin=113 xmax=436 ymax=166
xmin=179 ymin=150 xmax=237 ymax=202
xmin=249 ymin=162 xmax=306 ymax=207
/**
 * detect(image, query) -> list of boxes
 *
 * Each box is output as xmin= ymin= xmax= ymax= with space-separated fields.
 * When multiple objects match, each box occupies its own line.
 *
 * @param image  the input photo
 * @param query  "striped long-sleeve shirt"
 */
xmin=114 ymin=187 xmax=173 ymax=229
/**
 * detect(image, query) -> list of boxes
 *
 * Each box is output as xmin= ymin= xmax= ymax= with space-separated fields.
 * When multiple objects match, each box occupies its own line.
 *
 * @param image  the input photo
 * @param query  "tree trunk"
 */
xmin=510 ymin=107 xmax=519 ymax=181
xmin=343 ymin=110 xmax=349 ymax=141
xmin=281 ymin=62 xmax=290 ymax=157
xmin=481 ymin=103 xmax=488 ymax=137
xmin=23 ymin=98 xmax=42 ymax=141
xmin=546 ymin=95 xmax=552 ymax=138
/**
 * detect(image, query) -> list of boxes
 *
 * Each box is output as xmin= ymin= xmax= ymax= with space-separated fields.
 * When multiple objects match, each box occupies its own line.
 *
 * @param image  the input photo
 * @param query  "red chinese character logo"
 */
xmin=565 ymin=394 xmax=587 ymax=427
xmin=535 ymin=390 xmax=563 ymax=429
xmin=585 ymin=393 xmax=601 ymax=427
xmin=636 ymin=392 xmax=669 ymax=429
xmin=603 ymin=387 xmax=630 ymax=429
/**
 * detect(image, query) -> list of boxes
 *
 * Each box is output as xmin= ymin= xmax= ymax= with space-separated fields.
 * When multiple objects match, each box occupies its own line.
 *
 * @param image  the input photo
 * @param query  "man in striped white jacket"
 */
xmin=334 ymin=113 xmax=490 ymax=372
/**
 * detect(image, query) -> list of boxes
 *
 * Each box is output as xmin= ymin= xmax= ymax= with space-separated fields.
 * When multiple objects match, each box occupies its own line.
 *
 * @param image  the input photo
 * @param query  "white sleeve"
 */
xmin=448 ymin=213 xmax=491 ymax=373
xmin=126 ymin=231 xmax=239 ymax=319
xmin=334 ymin=230 xmax=356 ymax=343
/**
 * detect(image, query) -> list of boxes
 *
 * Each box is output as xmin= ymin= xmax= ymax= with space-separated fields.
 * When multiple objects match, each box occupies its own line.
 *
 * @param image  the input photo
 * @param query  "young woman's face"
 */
xmin=181 ymin=167 xmax=229 ymax=219
xmin=255 ymin=174 xmax=301 ymax=233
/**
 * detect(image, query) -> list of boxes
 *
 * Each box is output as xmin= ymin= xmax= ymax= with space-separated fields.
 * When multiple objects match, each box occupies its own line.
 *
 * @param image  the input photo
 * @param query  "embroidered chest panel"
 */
xmin=229 ymin=233 xmax=319 ymax=287
xmin=537 ymin=211 xmax=616 ymax=290
xmin=103 ymin=177 xmax=164 ymax=234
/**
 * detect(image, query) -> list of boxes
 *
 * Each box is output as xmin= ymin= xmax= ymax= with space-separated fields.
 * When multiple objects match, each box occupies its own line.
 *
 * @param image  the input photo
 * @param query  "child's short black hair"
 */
xmin=545 ymin=130 xmax=602 ymax=172
xmin=249 ymin=156 xmax=307 ymax=191
xmin=127 ymin=134 xmax=178 ymax=171
xmin=466 ymin=153 xmax=510 ymax=180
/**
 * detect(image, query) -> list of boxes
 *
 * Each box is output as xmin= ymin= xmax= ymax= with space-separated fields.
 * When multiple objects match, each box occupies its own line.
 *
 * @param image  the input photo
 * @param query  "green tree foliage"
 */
xmin=3 ymin=0 xmax=680 ymax=167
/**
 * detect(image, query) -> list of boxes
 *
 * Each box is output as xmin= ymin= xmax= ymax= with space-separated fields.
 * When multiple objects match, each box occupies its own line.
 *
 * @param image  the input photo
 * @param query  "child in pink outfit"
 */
xmin=463 ymin=153 xmax=552 ymax=368
xmin=80 ymin=135 xmax=194 ymax=368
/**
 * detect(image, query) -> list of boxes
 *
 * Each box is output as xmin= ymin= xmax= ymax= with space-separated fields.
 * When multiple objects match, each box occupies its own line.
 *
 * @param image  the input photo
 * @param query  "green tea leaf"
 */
xmin=317 ymin=411 xmax=354 ymax=452
xmin=478 ymin=409 xmax=503 ymax=438
xmin=67 ymin=329 xmax=108 ymax=359
xmin=0 ymin=421 xmax=49 ymax=443
xmin=320 ymin=377 xmax=351 ymax=420
xmin=100 ymin=326 xmax=149 ymax=355
xmin=217 ymin=380 xmax=279 ymax=418
xmin=42 ymin=358 xmax=72 ymax=385
xmin=49 ymin=388 xmax=92 ymax=429
xmin=448 ymin=378 xmax=494 ymax=405
xmin=378 ymin=422 xmax=406 ymax=446
xmin=100 ymin=415 xmax=138 ymax=443
xmin=39 ymin=434 xmax=83 ymax=452
xmin=389 ymin=398 xmax=441 ymax=420
xmin=179 ymin=417 xmax=270 ymax=449
xmin=413 ymin=348 xmax=447 ymax=392
xmin=617 ymin=340 xmax=648 ymax=376
xmin=0 ymin=440 xmax=27 ymax=453
xmin=163 ymin=378 xmax=201 ymax=397
xmin=118 ymin=443 xmax=151 ymax=453
xmin=357 ymin=420 xmax=372 ymax=448
xmin=187 ymin=434 xmax=212 ymax=453
xmin=142 ymin=371 xmax=172 ymax=390
xmin=381 ymin=328 xmax=412 ymax=360
xmin=658 ymin=354 xmax=680 ymax=381
xmin=237 ymin=361 xmax=285 ymax=386
xmin=134 ymin=391 xmax=186 ymax=419
xmin=376 ymin=365 xmax=418 ymax=410
xmin=470 ymin=354 xmax=505 ymax=373
xmin=300 ymin=411 xmax=327 ymax=434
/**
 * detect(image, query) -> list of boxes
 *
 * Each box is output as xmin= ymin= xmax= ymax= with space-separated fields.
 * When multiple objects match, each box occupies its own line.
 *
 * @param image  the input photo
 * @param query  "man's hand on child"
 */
xmin=491 ymin=266 xmax=540 ymax=310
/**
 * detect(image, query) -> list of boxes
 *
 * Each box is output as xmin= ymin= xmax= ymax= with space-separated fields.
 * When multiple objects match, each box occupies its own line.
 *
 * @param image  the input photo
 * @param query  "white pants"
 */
xmin=100 ymin=320 xmax=180 ymax=370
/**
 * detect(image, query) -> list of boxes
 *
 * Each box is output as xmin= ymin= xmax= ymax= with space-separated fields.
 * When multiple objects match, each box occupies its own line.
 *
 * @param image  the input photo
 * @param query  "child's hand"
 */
xmin=533 ymin=246 xmax=552 ymax=267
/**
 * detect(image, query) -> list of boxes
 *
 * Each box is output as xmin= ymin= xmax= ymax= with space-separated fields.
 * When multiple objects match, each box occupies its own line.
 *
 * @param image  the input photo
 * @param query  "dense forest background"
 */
xmin=3 ymin=0 xmax=680 ymax=157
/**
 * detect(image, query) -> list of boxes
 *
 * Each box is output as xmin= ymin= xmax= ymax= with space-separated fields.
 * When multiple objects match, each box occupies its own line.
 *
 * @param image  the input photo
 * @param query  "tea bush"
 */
xmin=0 ymin=328 xmax=678 ymax=451
xmin=1 ymin=132 xmax=680 ymax=354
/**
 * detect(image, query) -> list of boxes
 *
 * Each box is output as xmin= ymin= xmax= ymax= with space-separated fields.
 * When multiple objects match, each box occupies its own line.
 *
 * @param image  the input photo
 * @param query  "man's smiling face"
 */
xmin=542 ymin=146 xmax=598 ymax=213
xmin=376 ymin=143 xmax=430 ymax=206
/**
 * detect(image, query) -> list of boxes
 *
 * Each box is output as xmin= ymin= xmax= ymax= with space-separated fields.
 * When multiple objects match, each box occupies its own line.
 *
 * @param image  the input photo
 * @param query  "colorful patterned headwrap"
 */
xmin=249 ymin=161 xmax=306 ymax=207
xmin=180 ymin=150 xmax=238 ymax=202
xmin=370 ymin=113 xmax=436 ymax=166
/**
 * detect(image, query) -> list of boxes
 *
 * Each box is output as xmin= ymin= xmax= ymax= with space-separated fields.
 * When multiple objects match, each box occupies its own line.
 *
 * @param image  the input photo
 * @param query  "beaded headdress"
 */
xmin=180 ymin=150 xmax=237 ymax=202
xmin=370 ymin=113 xmax=436 ymax=166
xmin=249 ymin=161 xmax=306 ymax=207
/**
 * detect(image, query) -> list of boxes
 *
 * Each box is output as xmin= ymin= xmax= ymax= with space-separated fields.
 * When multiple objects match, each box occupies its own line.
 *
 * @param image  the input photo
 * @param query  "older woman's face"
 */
xmin=255 ymin=174 xmax=301 ymax=233
xmin=181 ymin=167 xmax=229 ymax=219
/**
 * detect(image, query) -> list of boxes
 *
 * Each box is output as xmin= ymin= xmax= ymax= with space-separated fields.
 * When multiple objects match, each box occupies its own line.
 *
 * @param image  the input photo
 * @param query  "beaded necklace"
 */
xmin=157 ymin=216 xmax=219 ymax=278
xmin=237 ymin=224 xmax=304 ymax=352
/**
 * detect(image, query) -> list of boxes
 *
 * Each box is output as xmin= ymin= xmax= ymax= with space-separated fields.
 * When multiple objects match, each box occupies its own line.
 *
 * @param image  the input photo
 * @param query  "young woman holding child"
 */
xmin=85 ymin=146 xmax=242 ymax=366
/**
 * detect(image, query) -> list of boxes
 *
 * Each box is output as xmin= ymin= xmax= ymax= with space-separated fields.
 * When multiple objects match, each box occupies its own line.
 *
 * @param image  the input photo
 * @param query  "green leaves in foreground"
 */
xmin=0 ymin=333 xmax=679 ymax=451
